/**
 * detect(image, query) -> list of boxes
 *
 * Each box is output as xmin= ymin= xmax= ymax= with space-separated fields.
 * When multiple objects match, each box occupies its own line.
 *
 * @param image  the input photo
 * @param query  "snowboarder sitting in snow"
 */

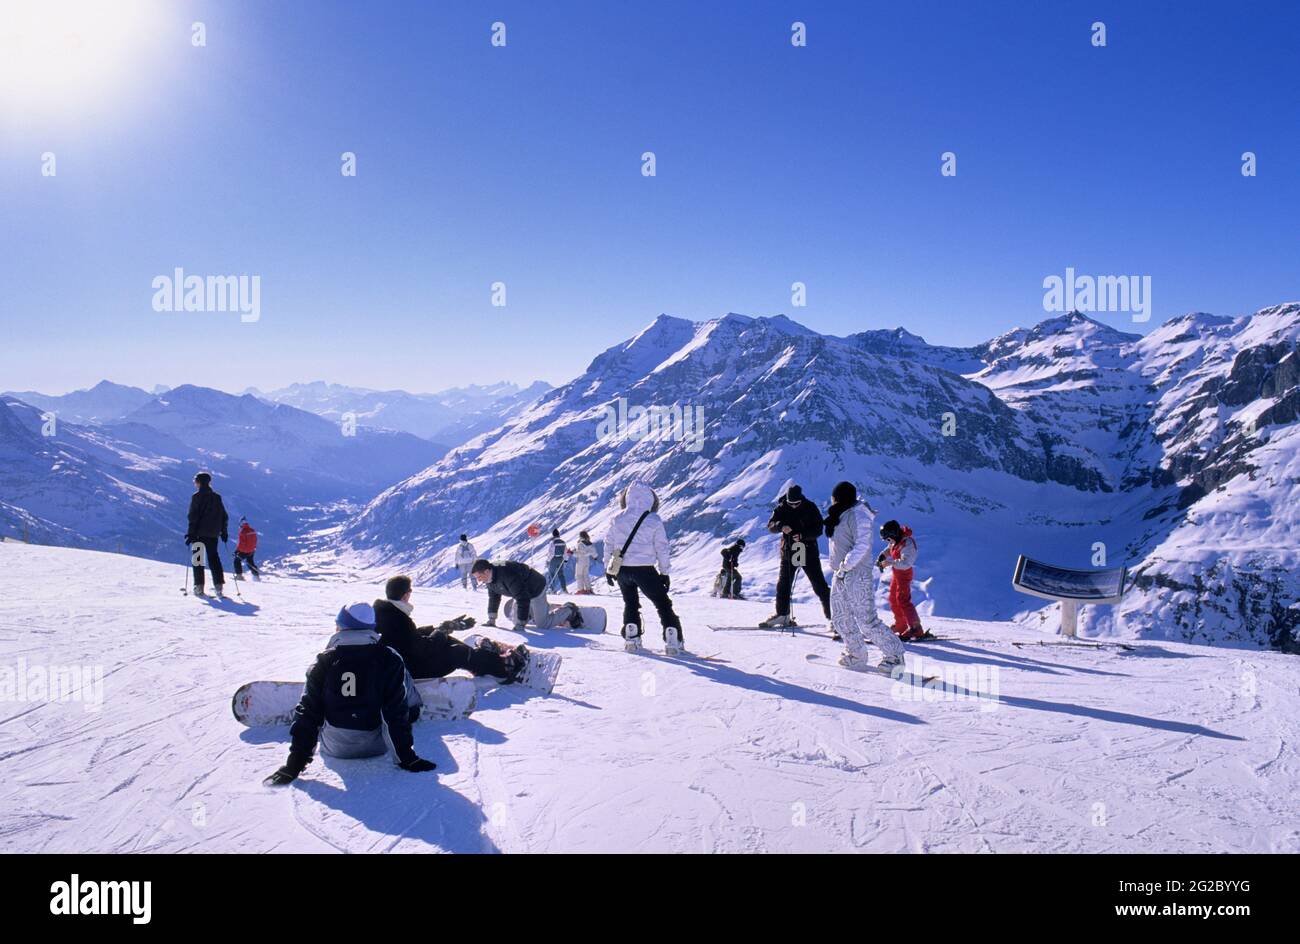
xmin=713 ymin=538 xmax=746 ymax=599
xmin=264 ymin=602 xmax=436 ymax=786
xmin=876 ymin=519 xmax=924 ymax=640
xmin=453 ymin=534 xmax=478 ymax=589
xmin=373 ymin=575 xmax=529 ymax=684
xmin=233 ymin=516 xmax=260 ymax=581
xmin=760 ymin=484 xmax=832 ymax=628
xmin=472 ymin=559 xmax=582 ymax=629
xmin=826 ymin=482 xmax=905 ymax=673
xmin=604 ymin=481 xmax=684 ymax=654
xmin=185 ymin=471 xmax=229 ymax=599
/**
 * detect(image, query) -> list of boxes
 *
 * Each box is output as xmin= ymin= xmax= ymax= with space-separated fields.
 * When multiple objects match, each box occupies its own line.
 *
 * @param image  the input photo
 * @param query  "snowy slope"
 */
xmin=1 ymin=542 xmax=1296 ymax=853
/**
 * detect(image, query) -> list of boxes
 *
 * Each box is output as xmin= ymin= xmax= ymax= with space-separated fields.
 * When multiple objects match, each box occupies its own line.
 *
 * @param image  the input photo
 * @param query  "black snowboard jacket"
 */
xmin=766 ymin=499 xmax=825 ymax=556
xmin=483 ymin=560 xmax=547 ymax=623
xmin=186 ymin=486 xmax=229 ymax=543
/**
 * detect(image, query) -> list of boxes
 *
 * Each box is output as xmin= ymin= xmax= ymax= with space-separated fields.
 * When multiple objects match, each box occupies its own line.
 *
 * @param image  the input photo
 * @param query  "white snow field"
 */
xmin=1 ymin=541 xmax=1297 ymax=854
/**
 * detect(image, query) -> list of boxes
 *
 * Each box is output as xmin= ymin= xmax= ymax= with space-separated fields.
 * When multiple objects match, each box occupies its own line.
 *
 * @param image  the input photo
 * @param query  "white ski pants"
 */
xmin=831 ymin=567 xmax=903 ymax=662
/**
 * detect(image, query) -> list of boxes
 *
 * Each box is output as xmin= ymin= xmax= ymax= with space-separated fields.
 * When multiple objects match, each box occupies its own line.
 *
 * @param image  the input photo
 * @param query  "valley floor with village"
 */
xmin=1 ymin=541 xmax=1296 ymax=854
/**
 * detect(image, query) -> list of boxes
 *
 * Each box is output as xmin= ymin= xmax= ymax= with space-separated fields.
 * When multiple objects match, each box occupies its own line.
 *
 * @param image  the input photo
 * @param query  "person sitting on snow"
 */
xmin=877 ymin=519 xmax=925 ymax=640
xmin=373 ymin=575 xmax=528 ymax=684
xmin=264 ymin=602 xmax=436 ymax=786
xmin=472 ymin=559 xmax=582 ymax=629
xmin=826 ymin=482 xmax=905 ymax=672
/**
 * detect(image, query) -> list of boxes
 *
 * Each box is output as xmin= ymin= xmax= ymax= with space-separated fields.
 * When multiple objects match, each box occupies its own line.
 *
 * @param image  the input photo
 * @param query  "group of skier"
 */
xmin=185 ymin=471 xmax=260 ymax=598
xmin=451 ymin=479 xmax=922 ymax=673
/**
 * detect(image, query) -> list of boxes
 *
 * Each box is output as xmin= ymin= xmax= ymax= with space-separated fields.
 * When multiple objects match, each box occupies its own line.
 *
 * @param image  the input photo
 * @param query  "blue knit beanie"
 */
xmin=335 ymin=601 xmax=376 ymax=631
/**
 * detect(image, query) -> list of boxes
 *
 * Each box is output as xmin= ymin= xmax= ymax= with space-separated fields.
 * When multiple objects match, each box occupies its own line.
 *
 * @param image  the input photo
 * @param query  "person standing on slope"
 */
xmin=545 ymin=529 xmax=569 ymax=593
xmin=760 ymin=484 xmax=832 ymax=628
xmin=826 ymin=482 xmax=905 ymax=673
xmin=233 ymin=517 xmax=260 ymax=581
xmin=454 ymin=534 xmax=478 ymax=590
xmin=263 ymin=601 xmax=435 ymax=786
xmin=374 ymin=575 xmax=530 ymax=684
xmin=571 ymin=530 xmax=598 ymax=594
xmin=877 ymin=519 xmax=925 ymax=639
xmin=185 ymin=471 xmax=229 ymax=599
xmin=604 ymin=482 xmax=684 ymax=654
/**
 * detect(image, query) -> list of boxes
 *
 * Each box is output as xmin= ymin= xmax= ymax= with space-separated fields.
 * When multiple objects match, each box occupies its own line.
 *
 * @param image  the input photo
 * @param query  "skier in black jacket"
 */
xmin=264 ymin=602 xmax=436 ymax=785
xmin=373 ymin=575 xmax=526 ymax=682
xmin=470 ymin=559 xmax=563 ymax=628
xmin=760 ymin=484 xmax=832 ymax=628
xmin=715 ymin=538 xmax=746 ymax=599
xmin=185 ymin=471 xmax=229 ymax=598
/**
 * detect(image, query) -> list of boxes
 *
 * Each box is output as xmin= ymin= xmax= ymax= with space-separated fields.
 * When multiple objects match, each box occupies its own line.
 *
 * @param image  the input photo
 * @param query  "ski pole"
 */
xmin=181 ymin=553 xmax=190 ymax=595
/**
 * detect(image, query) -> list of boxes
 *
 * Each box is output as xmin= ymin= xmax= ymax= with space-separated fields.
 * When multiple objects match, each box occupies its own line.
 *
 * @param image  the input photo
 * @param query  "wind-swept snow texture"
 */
xmin=2 ymin=543 xmax=1296 ymax=853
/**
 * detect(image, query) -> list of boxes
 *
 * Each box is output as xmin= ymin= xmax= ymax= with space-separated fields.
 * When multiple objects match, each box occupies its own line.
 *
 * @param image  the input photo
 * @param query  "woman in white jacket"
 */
xmin=823 ymin=481 xmax=904 ymax=672
xmin=604 ymin=482 xmax=683 ymax=654
xmin=572 ymin=530 xmax=598 ymax=594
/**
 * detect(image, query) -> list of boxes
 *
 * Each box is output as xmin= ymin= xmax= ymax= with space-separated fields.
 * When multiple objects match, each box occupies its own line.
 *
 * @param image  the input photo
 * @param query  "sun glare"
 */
xmin=0 ymin=0 xmax=164 ymax=116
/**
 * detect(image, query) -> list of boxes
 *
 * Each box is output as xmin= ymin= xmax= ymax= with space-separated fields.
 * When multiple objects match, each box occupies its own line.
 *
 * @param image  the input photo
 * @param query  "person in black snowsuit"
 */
xmin=762 ymin=484 xmax=832 ymax=627
xmin=373 ymin=575 xmax=525 ymax=683
xmin=185 ymin=471 xmax=228 ymax=597
xmin=716 ymin=538 xmax=746 ymax=599
xmin=471 ymin=559 xmax=549 ymax=628
xmin=264 ymin=601 xmax=436 ymax=785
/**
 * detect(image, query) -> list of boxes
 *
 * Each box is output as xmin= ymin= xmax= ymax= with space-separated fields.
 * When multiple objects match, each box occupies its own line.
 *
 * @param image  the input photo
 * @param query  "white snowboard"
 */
xmin=463 ymin=634 xmax=563 ymax=695
xmin=231 ymin=676 xmax=480 ymax=726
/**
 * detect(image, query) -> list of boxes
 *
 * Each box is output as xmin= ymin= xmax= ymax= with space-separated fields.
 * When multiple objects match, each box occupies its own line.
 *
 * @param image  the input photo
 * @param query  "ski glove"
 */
xmin=264 ymin=753 xmax=309 ymax=786
xmin=399 ymin=756 xmax=436 ymax=773
xmin=661 ymin=574 xmax=671 ymax=591
xmin=606 ymin=574 xmax=616 ymax=586
xmin=221 ymin=533 xmax=229 ymax=544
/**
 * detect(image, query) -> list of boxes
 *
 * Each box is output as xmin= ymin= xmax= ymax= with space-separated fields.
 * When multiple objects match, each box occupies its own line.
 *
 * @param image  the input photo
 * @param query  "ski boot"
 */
xmin=213 ymin=585 xmax=225 ymax=600
xmin=900 ymin=625 xmax=926 ymax=641
xmin=623 ymin=624 xmax=643 ymax=653
xmin=758 ymin=613 xmax=795 ymax=629
xmin=663 ymin=626 xmax=684 ymax=657
xmin=193 ymin=585 xmax=207 ymax=597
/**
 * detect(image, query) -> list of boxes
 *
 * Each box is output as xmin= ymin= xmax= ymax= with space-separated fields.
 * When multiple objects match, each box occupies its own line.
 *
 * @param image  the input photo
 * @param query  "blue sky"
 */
xmin=2 ymin=0 xmax=1297 ymax=394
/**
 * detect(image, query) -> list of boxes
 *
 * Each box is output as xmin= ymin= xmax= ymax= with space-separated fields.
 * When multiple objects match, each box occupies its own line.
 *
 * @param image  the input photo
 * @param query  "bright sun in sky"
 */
xmin=0 ymin=0 xmax=164 ymax=117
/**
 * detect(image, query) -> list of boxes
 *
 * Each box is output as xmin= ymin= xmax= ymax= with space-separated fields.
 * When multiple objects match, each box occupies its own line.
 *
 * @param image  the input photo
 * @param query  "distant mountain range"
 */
xmin=339 ymin=304 xmax=1300 ymax=649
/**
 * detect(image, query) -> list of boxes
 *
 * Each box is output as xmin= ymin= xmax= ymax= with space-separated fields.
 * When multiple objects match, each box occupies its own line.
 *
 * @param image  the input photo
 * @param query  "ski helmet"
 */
xmin=880 ymin=519 xmax=903 ymax=542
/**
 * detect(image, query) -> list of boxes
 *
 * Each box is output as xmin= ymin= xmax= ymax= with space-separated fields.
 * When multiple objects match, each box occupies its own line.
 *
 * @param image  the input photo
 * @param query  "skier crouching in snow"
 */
xmin=713 ymin=538 xmax=746 ymax=599
xmin=233 ymin=517 xmax=260 ymax=581
xmin=472 ymin=559 xmax=581 ymax=629
xmin=454 ymin=534 xmax=478 ymax=589
xmin=185 ymin=471 xmax=229 ymax=599
xmin=825 ymin=482 xmax=905 ymax=673
xmin=877 ymin=519 xmax=924 ymax=639
xmin=374 ymin=575 xmax=530 ymax=684
xmin=604 ymin=482 xmax=684 ymax=654
xmin=264 ymin=602 xmax=435 ymax=786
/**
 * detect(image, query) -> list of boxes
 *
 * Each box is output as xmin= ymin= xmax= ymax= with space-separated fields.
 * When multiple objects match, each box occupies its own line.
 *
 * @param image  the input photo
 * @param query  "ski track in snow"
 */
xmin=1 ymin=542 xmax=1297 ymax=853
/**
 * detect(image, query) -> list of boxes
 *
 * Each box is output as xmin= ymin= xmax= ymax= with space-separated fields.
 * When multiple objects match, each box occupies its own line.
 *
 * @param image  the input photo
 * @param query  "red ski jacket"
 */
xmin=236 ymin=523 xmax=258 ymax=554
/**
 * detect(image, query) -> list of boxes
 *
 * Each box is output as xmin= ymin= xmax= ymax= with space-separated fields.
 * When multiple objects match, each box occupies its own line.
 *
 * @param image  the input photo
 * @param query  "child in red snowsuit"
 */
xmin=234 ymin=518 xmax=261 ymax=580
xmin=876 ymin=520 xmax=922 ymax=639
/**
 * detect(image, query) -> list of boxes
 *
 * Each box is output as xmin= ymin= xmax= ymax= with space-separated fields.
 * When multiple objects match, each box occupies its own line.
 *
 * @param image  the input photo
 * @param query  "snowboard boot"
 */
xmin=623 ymin=624 xmax=643 ymax=652
xmin=663 ymin=625 xmax=684 ymax=657
xmin=877 ymin=655 xmax=905 ymax=676
xmin=758 ymin=613 xmax=795 ymax=629
xmin=502 ymin=644 xmax=530 ymax=685
xmin=837 ymin=650 xmax=874 ymax=672
xmin=561 ymin=602 xmax=584 ymax=629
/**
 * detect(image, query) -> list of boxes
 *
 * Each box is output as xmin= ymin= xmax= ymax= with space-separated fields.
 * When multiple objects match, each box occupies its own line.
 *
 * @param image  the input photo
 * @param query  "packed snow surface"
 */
xmin=1 ymin=542 xmax=1296 ymax=853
